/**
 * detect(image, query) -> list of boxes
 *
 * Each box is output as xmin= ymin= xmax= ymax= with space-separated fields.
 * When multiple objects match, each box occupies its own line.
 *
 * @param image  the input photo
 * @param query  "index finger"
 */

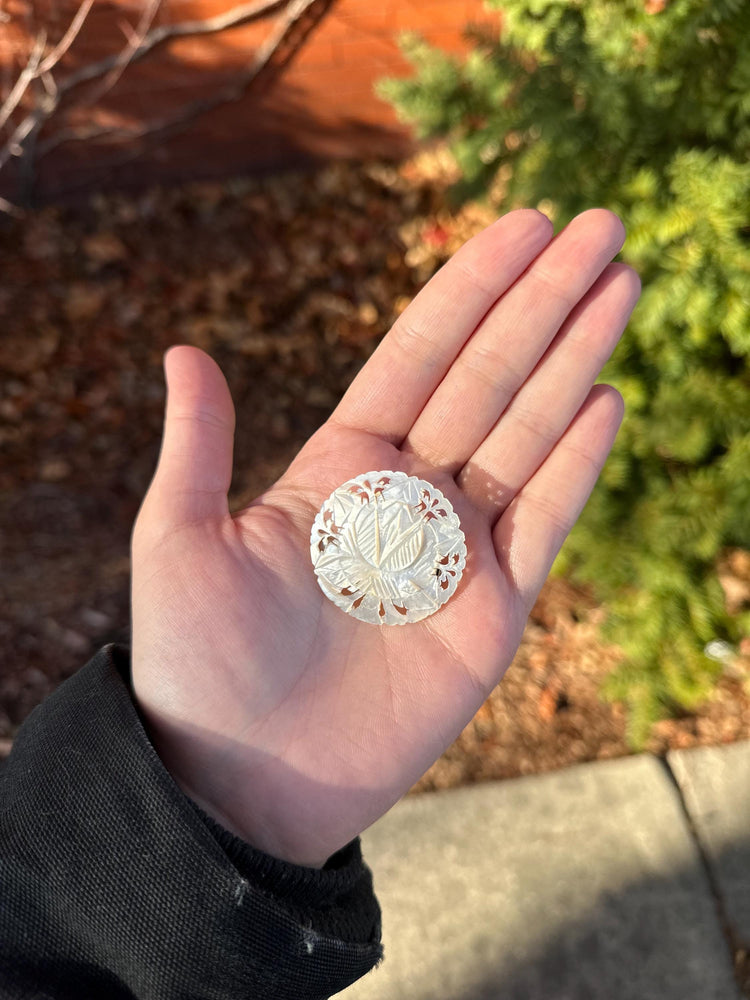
xmin=329 ymin=209 xmax=554 ymax=445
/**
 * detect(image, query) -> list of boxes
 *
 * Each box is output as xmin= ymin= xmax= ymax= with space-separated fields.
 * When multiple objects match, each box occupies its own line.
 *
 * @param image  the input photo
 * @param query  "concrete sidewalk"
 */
xmin=342 ymin=742 xmax=750 ymax=1000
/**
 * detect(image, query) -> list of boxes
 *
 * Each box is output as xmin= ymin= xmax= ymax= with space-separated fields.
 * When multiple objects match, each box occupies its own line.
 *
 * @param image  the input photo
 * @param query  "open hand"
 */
xmin=131 ymin=208 xmax=640 ymax=867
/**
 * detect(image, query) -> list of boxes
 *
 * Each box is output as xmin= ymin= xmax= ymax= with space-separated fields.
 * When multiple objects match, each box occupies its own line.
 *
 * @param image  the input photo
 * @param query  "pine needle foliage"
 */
xmin=379 ymin=0 xmax=750 ymax=746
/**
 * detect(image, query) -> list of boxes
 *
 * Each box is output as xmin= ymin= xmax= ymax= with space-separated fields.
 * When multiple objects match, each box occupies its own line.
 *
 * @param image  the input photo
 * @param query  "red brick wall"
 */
xmin=1 ymin=0 xmax=499 ymax=202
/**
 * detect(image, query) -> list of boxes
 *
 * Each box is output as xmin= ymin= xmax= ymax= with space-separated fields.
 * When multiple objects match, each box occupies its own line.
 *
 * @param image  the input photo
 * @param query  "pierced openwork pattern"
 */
xmin=310 ymin=470 xmax=467 ymax=625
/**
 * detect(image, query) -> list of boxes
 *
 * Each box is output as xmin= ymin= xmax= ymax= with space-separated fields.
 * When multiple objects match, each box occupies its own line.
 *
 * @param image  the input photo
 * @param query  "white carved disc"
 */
xmin=310 ymin=470 xmax=467 ymax=625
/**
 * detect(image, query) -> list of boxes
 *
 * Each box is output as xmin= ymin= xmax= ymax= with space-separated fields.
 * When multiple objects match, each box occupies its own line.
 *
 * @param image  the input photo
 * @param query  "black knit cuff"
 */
xmin=0 ymin=643 xmax=383 ymax=1000
xmin=187 ymin=799 xmax=381 ymax=944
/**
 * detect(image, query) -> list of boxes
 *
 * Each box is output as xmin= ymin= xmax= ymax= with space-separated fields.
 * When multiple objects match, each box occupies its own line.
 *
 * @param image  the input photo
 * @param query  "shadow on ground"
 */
xmin=345 ymin=756 xmax=750 ymax=999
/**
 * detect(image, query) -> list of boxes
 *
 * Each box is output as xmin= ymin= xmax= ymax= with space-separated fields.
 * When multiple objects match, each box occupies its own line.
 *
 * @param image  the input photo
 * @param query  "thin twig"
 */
xmin=40 ymin=71 xmax=58 ymax=99
xmin=36 ymin=0 xmax=95 ymax=75
xmin=77 ymin=0 xmax=161 ymax=107
xmin=0 ymin=194 xmax=24 ymax=217
xmin=0 ymin=31 xmax=46 ymax=133
xmin=54 ymin=0 xmax=285 ymax=93
xmin=17 ymin=78 xmax=42 ymax=205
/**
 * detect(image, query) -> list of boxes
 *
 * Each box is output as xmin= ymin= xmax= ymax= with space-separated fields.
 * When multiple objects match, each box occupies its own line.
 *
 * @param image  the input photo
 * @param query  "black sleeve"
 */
xmin=0 ymin=644 xmax=382 ymax=1000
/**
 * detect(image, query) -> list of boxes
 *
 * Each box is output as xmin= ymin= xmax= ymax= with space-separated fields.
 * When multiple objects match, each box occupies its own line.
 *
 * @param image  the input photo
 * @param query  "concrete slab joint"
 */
xmin=668 ymin=742 xmax=750 ymax=955
xmin=341 ymin=749 xmax=749 ymax=1000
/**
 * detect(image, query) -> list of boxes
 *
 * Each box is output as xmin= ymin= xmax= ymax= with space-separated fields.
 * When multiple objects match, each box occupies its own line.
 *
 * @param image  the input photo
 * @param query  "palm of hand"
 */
xmin=132 ymin=209 xmax=639 ymax=866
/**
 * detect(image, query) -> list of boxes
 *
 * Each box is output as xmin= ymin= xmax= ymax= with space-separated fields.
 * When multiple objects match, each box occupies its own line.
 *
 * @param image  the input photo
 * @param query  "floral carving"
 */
xmin=310 ymin=470 xmax=466 ymax=625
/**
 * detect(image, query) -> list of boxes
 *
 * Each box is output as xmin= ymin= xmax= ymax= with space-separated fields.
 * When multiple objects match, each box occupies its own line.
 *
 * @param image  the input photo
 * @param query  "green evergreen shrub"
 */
xmin=379 ymin=0 xmax=750 ymax=746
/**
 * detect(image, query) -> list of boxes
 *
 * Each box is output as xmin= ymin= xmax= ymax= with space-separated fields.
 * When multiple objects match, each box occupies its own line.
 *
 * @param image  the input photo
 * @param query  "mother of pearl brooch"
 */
xmin=310 ymin=470 xmax=467 ymax=625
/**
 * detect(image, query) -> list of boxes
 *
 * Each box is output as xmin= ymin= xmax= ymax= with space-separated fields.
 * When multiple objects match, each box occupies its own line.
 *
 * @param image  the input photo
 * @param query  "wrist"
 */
xmin=179 ymin=781 xmax=328 ymax=870
xmin=134 ymin=696 xmax=330 ymax=868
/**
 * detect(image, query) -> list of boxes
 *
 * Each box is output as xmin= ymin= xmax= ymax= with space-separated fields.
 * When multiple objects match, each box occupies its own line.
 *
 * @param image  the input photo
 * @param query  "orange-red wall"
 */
xmin=1 ymin=0 xmax=499 ymax=201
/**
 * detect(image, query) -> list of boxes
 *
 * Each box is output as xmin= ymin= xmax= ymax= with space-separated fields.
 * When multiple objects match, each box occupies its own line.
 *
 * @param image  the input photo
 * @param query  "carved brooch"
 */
xmin=310 ymin=470 xmax=467 ymax=625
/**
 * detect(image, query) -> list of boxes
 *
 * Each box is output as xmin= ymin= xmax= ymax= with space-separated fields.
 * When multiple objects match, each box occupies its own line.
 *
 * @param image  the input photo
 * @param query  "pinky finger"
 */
xmin=493 ymin=384 xmax=624 ymax=613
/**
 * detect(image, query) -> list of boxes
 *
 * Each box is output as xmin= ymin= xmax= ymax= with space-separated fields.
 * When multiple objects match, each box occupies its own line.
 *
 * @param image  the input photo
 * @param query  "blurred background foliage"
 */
xmin=379 ymin=0 xmax=750 ymax=745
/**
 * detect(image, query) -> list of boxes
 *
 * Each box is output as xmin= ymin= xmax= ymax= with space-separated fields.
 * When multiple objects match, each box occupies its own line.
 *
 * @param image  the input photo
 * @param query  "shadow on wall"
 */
xmin=1 ymin=0 xmax=417 ymax=206
xmin=32 ymin=95 xmax=412 ymax=205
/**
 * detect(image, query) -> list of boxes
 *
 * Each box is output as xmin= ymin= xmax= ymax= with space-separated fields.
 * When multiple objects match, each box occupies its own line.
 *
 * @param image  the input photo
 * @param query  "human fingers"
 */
xmin=330 ymin=209 xmax=554 ymax=444
xmin=400 ymin=209 xmax=625 ymax=473
xmin=139 ymin=345 xmax=236 ymax=526
xmin=493 ymin=383 xmax=624 ymax=613
xmin=459 ymin=262 xmax=640 ymax=520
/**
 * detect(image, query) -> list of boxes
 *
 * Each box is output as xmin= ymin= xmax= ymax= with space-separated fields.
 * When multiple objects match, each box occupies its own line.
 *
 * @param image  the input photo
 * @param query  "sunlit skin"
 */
xmin=131 ymin=208 xmax=640 ymax=868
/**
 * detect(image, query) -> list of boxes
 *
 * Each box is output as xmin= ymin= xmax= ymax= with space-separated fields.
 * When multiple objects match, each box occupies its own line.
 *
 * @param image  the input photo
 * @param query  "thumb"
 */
xmin=146 ymin=345 xmax=236 ymax=524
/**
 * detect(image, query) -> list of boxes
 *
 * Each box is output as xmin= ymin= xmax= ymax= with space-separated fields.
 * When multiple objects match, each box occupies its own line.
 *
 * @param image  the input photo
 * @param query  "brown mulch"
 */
xmin=1 ymin=153 xmax=749 ymax=782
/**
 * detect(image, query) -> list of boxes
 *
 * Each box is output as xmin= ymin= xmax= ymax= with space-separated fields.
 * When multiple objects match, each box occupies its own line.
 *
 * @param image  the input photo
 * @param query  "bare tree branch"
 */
xmin=36 ymin=0 xmax=322 ymax=160
xmin=0 ymin=0 xmax=92 ymax=151
xmin=0 ymin=0 xmax=288 ymax=176
xmin=0 ymin=0 xmax=323 ymax=211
